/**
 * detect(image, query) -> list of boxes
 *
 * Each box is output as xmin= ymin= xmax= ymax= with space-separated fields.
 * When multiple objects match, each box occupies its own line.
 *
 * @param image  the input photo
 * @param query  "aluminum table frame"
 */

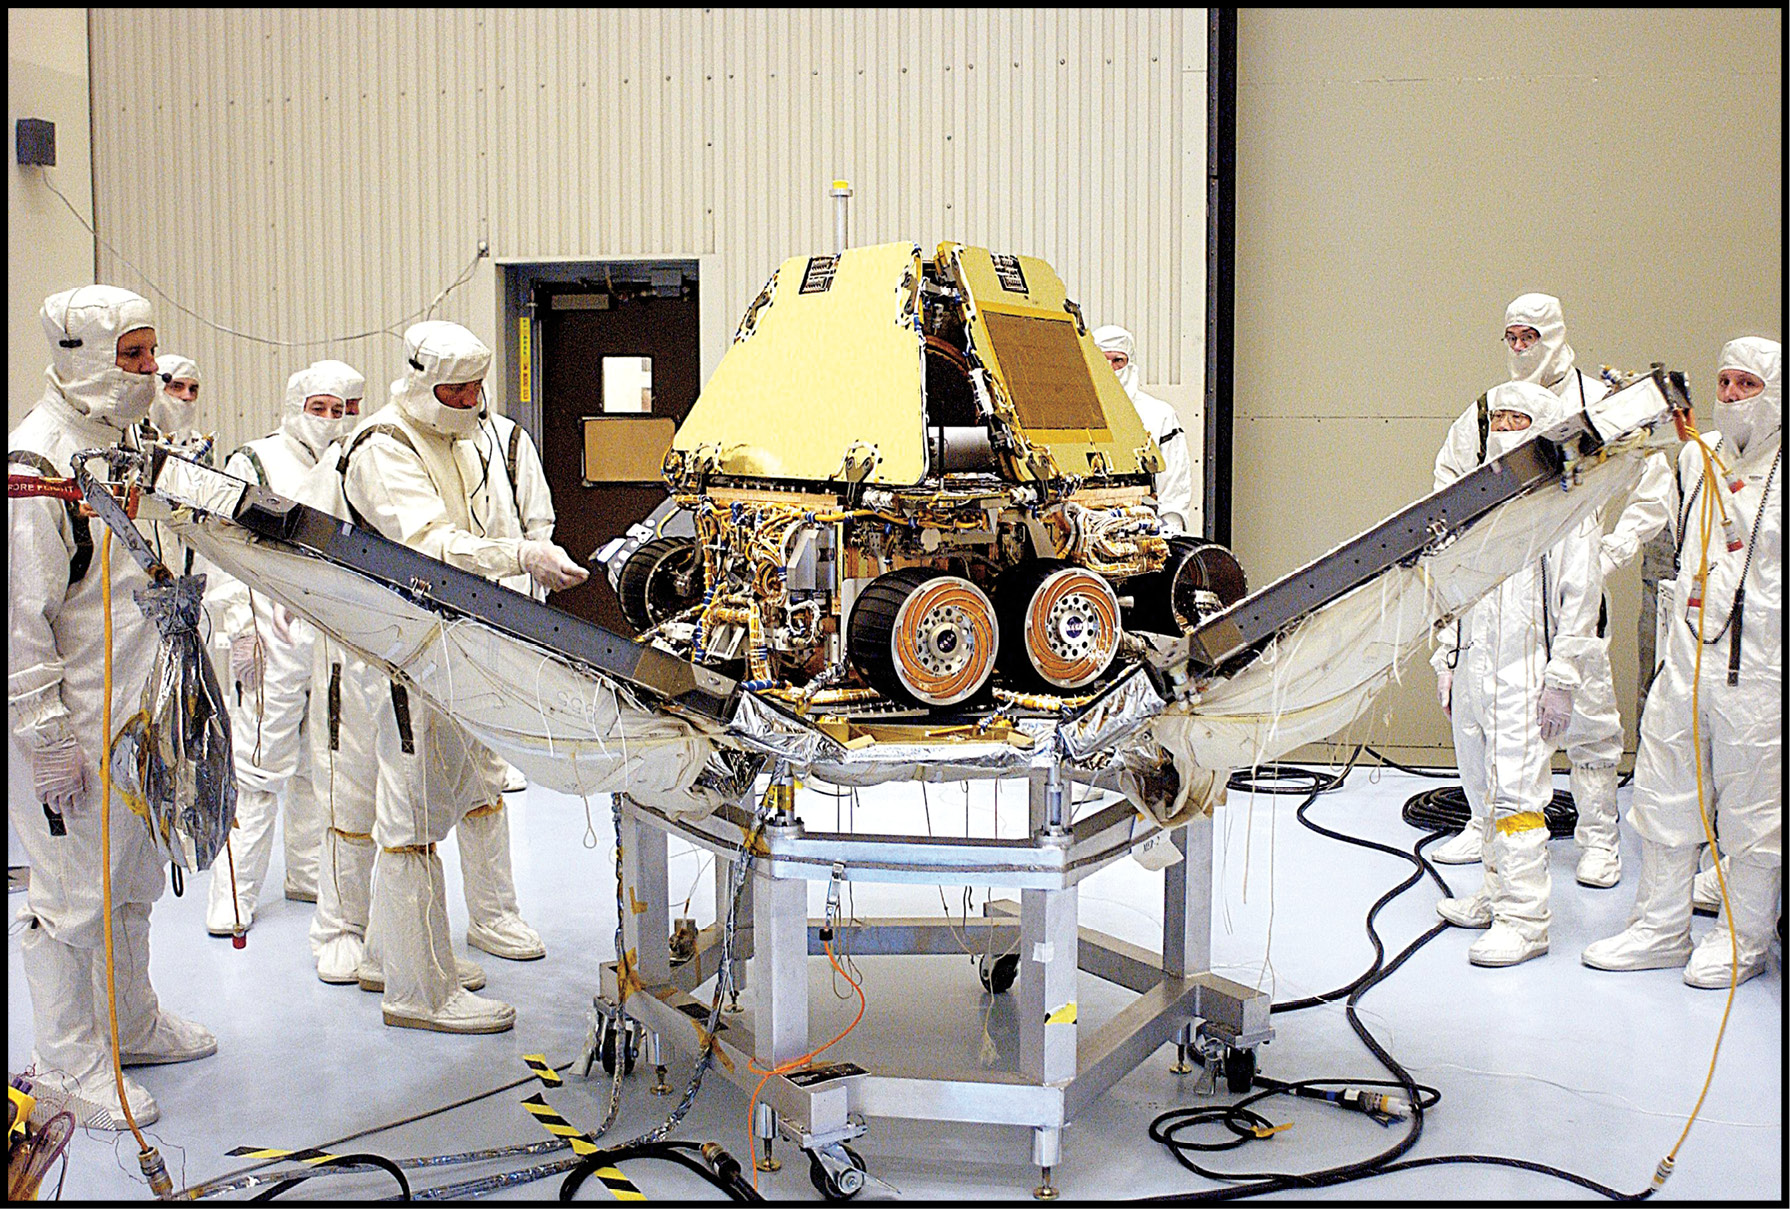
xmin=593 ymin=762 xmax=1271 ymax=1196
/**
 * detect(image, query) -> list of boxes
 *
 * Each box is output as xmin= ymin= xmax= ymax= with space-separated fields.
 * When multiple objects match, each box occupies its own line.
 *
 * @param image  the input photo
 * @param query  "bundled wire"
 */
xmin=1140 ymin=756 xmax=1663 ymax=1201
xmin=245 ymin=1153 xmax=410 ymax=1201
xmin=1401 ymin=785 xmax=1579 ymax=841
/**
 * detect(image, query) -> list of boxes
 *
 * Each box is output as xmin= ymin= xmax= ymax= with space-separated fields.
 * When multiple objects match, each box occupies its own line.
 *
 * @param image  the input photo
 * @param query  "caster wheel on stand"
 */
xmin=807 ymin=1145 xmax=867 ymax=1201
xmin=1223 ymin=1046 xmax=1256 ymax=1094
xmin=978 ymin=952 xmax=1020 ymax=995
xmin=599 ymin=1018 xmax=638 ymax=1076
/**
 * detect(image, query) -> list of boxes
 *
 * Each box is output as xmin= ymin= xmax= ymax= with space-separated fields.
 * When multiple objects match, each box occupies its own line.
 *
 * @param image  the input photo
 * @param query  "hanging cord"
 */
xmin=34 ymin=166 xmax=483 ymax=348
xmin=1649 ymin=423 xmax=1752 ymax=1187
xmin=98 ymin=530 xmax=175 ymax=1197
xmin=745 ymin=938 xmax=866 ymax=1194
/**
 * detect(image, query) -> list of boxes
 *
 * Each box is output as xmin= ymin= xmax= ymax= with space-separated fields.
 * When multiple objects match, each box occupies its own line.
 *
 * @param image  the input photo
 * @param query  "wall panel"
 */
xmin=1232 ymin=8 xmax=1781 ymax=762
xmin=86 ymin=8 xmax=1206 ymax=527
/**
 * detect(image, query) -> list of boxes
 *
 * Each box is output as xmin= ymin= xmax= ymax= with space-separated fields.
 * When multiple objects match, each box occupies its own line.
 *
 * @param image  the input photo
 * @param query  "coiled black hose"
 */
xmin=559 ymin=1141 xmax=762 ymax=1203
xmin=1402 ymin=785 xmax=1579 ymax=840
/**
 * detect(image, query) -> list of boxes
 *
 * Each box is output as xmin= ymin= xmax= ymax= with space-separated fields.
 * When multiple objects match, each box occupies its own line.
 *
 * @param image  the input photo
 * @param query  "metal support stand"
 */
xmin=595 ymin=753 xmax=1271 ymax=1196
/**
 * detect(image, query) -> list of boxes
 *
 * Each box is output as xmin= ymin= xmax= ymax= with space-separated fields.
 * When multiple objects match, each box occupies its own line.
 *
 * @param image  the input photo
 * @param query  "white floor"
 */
xmin=8 ymin=765 xmax=1782 ymax=1202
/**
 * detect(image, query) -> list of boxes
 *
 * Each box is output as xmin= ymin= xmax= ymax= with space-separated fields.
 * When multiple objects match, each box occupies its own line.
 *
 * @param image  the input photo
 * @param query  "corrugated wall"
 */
xmin=89 ymin=7 xmax=1208 ymax=515
xmin=1232 ymin=8 xmax=1782 ymax=764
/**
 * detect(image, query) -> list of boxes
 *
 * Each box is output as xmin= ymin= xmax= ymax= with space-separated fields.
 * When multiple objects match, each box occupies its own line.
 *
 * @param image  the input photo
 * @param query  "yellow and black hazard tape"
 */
xmin=518 ymin=1094 xmax=646 ymax=1199
xmin=521 ymin=1053 xmax=562 ymax=1087
xmin=226 ymin=1145 xmax=353 ymax=1167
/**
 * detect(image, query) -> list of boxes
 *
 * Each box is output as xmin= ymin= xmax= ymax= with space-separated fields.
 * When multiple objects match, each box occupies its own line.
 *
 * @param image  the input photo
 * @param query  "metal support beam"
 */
xmin=1163 ymin=820 xmax=1212 ymax=978
xmin=620 ymin=811 xmax=672 ymax=988
xmin=753 ymin=870 xmax=809 ymax=1068
xmin=1019 ymin=885 xmax=1079 ymax=1085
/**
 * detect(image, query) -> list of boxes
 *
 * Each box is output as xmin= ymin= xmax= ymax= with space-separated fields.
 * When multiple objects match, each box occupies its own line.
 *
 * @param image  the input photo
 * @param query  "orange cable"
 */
xmin=746 ymin=938 xmax=866 ymax=1192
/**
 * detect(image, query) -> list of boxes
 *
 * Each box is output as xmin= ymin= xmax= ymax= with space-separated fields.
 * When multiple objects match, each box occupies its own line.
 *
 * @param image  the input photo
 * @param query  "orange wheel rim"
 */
xmin=1024 ymin=568 xmax=1119 ymax=688
xmin=891 ymin=578 xmax=998 ymax=705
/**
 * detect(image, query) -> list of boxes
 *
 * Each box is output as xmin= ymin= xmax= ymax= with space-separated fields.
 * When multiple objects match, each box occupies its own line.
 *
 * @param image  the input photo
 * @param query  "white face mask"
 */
xmin=1485 ymin=424 xmax=1535 ymax=460
xmin=1712 ymin=395 xmax=1765 ymax=457
xmin=397 ymin=382 xmax=483 ymax=439
xmin=87 ymin=365 xmax=160 ymax=428
xmin=152 ymin=395 xmax=198 ymax=435
xmin=288 ymin=412 xmax=343 ymax=457
xmin=1507 ymin=342 xmax=1548 ymax=385
xmin=431 ymin=399 xmax=482 ymax=438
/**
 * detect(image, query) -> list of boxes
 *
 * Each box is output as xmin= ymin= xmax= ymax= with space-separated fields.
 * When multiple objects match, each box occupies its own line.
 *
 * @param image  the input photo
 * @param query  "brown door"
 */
xmin=537 ymin=279 xmax=699 ymax=632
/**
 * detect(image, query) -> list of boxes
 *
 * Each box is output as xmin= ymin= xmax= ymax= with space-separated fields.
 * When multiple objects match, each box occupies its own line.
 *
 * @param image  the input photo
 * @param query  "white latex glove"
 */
xmin=1537 ymin=686 xmax=1573 ymax=743
xmin=268 ymin=602 xmax=295 ymax=644
xmin=519 ymin=540 xmax=590 ymax=592
xmin=1597 ymin=549 xmax=1617 ymax=583
xmin=230 ymin=631 xmax=265 ymax=689
xmin=1436 ymin=670 xmax=1453 ymax=719
xmin=32 ymin=738 xmax=90 ymax=815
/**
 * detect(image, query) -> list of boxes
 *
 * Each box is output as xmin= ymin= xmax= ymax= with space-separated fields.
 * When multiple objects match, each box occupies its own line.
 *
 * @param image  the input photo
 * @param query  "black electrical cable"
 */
xmin=1361 ymin=744 xmax=1457 ymax=779
xmin=559 ymin=1141 xmax=763 ymax=1202
xmin=1226 ymin=760 xmax=1351 ymax=796
xmin=1402 ymin=785 xmax=1579 ymax=840
xmin=247 ymin=1153 xmax=411 ymax=1200
xmin=1139 ymin=762 xmax=1657 ymax=1202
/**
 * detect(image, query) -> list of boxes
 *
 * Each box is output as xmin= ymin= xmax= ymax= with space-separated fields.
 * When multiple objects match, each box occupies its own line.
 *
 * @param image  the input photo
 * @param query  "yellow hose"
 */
xmin=1656 ymin=426 xmax=1741 ymax=1182
xmin=98 ymin=531 xmax=149 ymax=1150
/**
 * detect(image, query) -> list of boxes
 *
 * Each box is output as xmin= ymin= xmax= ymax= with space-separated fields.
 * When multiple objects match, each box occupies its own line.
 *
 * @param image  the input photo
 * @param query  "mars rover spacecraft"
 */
xmin=608 ymin=241 xmax=1245 ymax=711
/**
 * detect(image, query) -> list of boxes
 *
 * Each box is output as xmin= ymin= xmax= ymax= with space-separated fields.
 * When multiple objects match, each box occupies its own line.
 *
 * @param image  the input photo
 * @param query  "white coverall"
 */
xmin=1431 ymin=381 xmax=1600 ymax=966
xmin=8 ymin=286 xmax=215 ymax=1130
xmin=444 ymin=407 xmax=557 ymax=958
xmin=340 ymin=320 xmax=582 ymax=1032
xmin=1585 ymin=337 xmax=1781 ymax=986
xmin=1431 ymin=293 xmax=1671 ymax=888
xmin=202 ymin=366 xmax=341 ymax=933
xmin=279 ymin=360 xmax=388 ymax=984
xmin=1092 ymin=325 xmax=1195 ymax=532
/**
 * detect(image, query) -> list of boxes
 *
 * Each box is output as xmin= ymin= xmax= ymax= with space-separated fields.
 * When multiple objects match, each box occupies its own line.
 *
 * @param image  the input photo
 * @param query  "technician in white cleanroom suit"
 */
xmin=146 ymin=353 xmax=209 ymax=454
xmin=297 ymin=359 xmax=548 ymax=982
xmin=1092 ymin=325 xmax=1194 ymax=532
xmin=340 ymin=320 xmax=586 ymax=1033
xmin=444 ymin=400 xmax=558 ymax=945
xmin=281 ymin=359 xmax=384 ymax=983
xmin=202 ymin=366 xmax=345 ymax=935
xmin=1430 ymin=380 xmax=1601 ymax=967
xmin=1430 ymin=293 xmax=1673 ymax=889
xmin=1584 ymin=337 xmax=1781 ymax=988
xmin=9 ymin=286 xmax=216 ymax=1130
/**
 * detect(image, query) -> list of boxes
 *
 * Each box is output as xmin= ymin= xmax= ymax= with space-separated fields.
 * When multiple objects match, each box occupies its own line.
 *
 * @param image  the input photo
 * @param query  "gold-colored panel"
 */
xmin=945 ymin=244 xmax=1152 ymax=481
xmin=583 ymin=416 xmax=676 ymax=483
xmin=981 ymin=312 xmax=1108 ymax=431
xmin=672 ymin=241 xmax=926 ymax=485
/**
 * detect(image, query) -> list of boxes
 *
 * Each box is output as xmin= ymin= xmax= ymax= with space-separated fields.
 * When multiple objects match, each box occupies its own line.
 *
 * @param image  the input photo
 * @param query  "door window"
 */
xmin=602 ymin=356 xmax=653 ymax=413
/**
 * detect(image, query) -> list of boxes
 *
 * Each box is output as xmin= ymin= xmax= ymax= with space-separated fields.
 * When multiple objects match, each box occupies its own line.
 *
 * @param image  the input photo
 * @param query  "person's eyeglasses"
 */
xmin=1503 ymin=331 xmax=1539 ymax=349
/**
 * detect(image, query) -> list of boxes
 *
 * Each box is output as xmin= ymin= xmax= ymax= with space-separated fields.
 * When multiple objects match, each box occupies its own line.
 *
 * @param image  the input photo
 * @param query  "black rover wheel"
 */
xmin=848 ymin=567 xmax=999 ymax=708
xmin=996 ymin=560 xmax=1122 ymax=692
xmin=616 ymin=536 xmax=704 ymax=634
xmin=978 ymin=952 xmax=1020 ymax=995
xmin=1126 ymin=538 xmax=1248 ymax=635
